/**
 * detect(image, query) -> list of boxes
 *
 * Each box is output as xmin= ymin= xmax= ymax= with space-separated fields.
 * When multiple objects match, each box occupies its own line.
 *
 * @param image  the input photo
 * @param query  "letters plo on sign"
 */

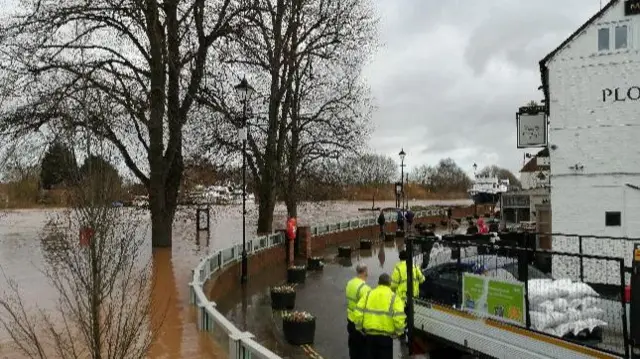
xmin=602 ymin=86 xmax=640 ymax=103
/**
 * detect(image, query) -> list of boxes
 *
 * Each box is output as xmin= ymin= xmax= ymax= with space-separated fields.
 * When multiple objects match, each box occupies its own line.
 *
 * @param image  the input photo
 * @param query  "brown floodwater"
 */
xmin=0 ymin=199 xmax=470 ymax=358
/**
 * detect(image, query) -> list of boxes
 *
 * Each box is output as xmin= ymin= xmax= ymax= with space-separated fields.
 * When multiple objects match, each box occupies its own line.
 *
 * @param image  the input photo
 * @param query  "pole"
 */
xmin=401 ymin=158 xmax=405 ymax=211
xmin=241 ymin=99 xmax=248 ymax=284
xmin=406 ymin=231 xmax=415 ymax=354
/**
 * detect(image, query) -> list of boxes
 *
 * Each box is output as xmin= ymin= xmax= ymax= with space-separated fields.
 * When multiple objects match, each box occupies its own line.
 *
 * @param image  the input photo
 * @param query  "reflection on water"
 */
xmin=0 ymin=200 xmax=470 ymax=358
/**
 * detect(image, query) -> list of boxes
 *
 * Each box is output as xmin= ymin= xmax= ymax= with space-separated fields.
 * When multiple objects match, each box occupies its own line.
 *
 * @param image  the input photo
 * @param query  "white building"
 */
xmin=540 ymin=0 xmax=640 ymax=281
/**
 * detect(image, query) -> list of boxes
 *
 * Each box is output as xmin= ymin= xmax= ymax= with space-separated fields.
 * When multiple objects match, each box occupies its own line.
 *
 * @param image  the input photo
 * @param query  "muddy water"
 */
xmin=0 ymin=199 xmax=470 ymax=358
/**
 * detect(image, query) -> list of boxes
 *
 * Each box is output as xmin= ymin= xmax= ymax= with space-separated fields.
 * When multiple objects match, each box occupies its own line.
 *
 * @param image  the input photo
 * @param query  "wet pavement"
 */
xmin=0 ymin=199 xmax=471 ymax=358
xmin=220 ymin=227 xmax=471 ymax=359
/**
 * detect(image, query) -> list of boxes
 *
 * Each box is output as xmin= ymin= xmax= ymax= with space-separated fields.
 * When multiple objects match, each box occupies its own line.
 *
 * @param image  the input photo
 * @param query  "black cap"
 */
xmin=398 ymin=249 xmax=408 ymax=261
xmin=378 ymin=273 xmax=391 ymax=286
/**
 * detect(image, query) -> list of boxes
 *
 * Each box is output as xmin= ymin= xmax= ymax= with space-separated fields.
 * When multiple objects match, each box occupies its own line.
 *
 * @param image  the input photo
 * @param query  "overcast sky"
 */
xmin=364 ymin=0 xmax=604 ymax=175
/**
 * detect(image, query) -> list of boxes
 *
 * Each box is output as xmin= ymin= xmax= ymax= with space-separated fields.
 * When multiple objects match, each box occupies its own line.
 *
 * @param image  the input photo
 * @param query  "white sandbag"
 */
xmin=529 ymin=287 xmax=563 ymax=305
xmin=528 ymin=278 xmax=552 ymax=287
xmin=552 ymin=318 xmax=607 ymax=337
xmin=543 ymin=327 xmax=557 ymax=336
xmin=564 ymin=307 xmax=605 ymax=322
xmin=565 ymin=282 xmax=600 ymax=299
xmin=530 ymin=311 xmax=568 ymax=330
xmin=569 ymin=297 xmax=600 ymax=310
xmin=532 ymin=300 xmax=554 ymax=313
xmin=549 ymin=279 xmax=572 ymax=298
xmin=552 ymin=298 xmax=569 ymax=312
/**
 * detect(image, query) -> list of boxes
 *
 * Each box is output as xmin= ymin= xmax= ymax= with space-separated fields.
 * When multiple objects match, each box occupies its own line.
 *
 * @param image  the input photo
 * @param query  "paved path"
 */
xmin=220 ymin=232 xmax=472 ymax=359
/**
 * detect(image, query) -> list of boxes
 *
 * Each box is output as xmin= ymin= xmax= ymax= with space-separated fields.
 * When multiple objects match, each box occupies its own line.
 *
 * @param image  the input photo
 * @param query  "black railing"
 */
xmin=407 ymin=233 xmax=630 ymax=358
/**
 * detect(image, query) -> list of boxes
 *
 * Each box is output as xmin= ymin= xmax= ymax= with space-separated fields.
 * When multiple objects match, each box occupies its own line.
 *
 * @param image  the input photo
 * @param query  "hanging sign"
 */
xmin=625 ymin=0 xmax=640 ymax=15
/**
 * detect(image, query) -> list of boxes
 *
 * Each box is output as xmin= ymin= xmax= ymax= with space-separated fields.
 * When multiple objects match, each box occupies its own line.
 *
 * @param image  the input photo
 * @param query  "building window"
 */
xmin=598 ymin=27 xmax=610 ymax=51
xmin=615 ymin=25 xmax=628 ymax=49
xmin=605 ymin=211 xmax=621 ymax=226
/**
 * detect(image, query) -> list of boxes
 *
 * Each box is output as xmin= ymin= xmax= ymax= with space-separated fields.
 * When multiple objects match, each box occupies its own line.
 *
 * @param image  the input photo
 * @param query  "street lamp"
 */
xmin=235 ymin=76 xmax=254 ymax=285
xmin=399 ymin=149 xmax=406 ymax=211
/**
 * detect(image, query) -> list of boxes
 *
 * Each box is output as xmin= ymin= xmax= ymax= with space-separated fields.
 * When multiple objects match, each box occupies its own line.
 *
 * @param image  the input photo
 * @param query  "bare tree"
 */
xmin=198 ymin=0 xmax=377 ymax=229
xmin=0 ymin=162 xmax=161 ymax=359
xmin=0 ymin=0 xmax=246 ymax=247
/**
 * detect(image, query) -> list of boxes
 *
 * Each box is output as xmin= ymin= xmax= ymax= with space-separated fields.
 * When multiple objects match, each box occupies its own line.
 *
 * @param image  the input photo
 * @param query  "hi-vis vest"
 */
xmin=391 ymin=261 xmax=425 ymax=300
xmin=346 ymin=277 xmax=371 ymax=322
xmin=353 ymin=285 xmax=406 ymax=337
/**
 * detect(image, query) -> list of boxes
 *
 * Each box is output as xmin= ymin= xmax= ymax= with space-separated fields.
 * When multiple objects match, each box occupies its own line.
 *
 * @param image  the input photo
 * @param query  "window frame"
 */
xmin=615 ymin=24 xmax=628 ymax=49
xmin=598 ymin=27 xmax=611 ymax=51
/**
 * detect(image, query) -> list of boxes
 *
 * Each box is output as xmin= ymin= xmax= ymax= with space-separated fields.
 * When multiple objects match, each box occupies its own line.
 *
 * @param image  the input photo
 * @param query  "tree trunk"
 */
xmin=256 ymin=173 xmax=277 ymax=234
xmin=148 ymin=160 xmax=182 ymax=247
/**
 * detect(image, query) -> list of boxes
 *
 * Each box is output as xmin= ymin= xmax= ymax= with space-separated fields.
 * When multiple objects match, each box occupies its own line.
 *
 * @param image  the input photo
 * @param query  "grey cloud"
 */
xmin=367 ymin=0 xmax=605 ymax=174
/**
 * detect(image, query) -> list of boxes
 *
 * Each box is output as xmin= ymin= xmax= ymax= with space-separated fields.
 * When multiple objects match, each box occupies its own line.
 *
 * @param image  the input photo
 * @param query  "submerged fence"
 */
xmin=409 ymin=234 xmax=630 ymax=358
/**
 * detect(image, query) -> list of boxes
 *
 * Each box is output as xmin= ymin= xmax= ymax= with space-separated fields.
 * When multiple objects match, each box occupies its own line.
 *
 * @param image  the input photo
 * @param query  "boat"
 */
xmin=467 ymin=175 xmax=509 ymax=205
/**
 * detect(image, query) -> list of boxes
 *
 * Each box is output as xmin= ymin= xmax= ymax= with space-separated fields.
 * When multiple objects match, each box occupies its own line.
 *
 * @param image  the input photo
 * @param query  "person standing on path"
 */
xmin=391 ymin=250 xmax=425 ymax=303
xmin=346 ymin=263 xmax=371 ymax=359
xmin=405 ymin=210 xmax=414 ymax=232
xmin=353 ymin=273 xmax=406 ymax=359
xmin=377 ymin=211 xmax=386 ymax=238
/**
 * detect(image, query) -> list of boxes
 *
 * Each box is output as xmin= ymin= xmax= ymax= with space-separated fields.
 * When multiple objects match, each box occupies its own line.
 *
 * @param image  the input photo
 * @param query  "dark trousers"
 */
xmin=347 ymin=320 xmax=367 ymax=359
xmin=366 ymin=335 xmax=393 ymax=359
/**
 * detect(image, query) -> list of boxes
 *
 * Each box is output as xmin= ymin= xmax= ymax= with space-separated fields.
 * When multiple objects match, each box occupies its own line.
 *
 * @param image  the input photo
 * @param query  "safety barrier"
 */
xmin=188 ymin=207 xmax=445 ymax=358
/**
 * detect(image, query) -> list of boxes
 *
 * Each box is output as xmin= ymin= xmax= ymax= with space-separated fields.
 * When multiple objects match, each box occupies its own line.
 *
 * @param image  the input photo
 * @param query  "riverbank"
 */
xmin=0 ymin=184 xmax=468 ymax=209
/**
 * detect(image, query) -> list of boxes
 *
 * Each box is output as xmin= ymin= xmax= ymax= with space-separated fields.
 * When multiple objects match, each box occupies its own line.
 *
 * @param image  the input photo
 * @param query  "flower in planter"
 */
xmin=339 ymin=246 xmax=351 ymax=249
xmin=360 ymin=239 xmax=371 ymax=242
xmin=271 ymin=285 xmax=296 ymax=293
xmin=288 ymin=265 xmax=306 ymax=271
xmin=310 ymin=256 xmax=324 ymax=261
xmin=282 ymin=310 xmax=315 ymax=322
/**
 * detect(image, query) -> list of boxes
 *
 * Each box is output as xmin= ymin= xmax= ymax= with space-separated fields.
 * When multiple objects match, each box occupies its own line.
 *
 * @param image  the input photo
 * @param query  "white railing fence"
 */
xmin=188 ymin=208 xmax=445 ymax=359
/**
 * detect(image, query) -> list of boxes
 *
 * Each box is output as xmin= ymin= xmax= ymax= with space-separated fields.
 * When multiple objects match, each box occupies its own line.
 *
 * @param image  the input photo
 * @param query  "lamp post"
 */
xmin=235 ymin=76 xmax=254 ymax=285
xmin=399 ymin=149 xmax=406 ymax=211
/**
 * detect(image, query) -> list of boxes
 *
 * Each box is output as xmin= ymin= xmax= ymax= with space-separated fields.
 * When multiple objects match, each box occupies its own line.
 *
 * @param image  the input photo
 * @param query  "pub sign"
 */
xmin=625 ymin=0 xmax=640 ymax=16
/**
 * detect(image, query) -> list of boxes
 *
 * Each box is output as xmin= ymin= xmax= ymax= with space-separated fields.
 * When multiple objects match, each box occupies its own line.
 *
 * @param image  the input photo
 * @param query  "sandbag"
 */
xmin=569 ymin=297 xmax=600 ymax=310
xmin=553 ymin=318 xmax=607 ymax=337
xmin=565 ymin=282 xmax=600 ymax=299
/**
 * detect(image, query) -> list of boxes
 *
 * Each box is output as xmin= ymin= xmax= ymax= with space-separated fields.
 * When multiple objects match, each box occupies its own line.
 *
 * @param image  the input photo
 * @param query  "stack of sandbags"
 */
xmin=528 ymin=278 xmax=607 ymax=338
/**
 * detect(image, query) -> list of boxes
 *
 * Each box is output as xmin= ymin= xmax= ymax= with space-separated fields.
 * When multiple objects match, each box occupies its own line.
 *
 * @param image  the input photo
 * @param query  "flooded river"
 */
xmin=0 ymin=199 xmax=470 ymax=358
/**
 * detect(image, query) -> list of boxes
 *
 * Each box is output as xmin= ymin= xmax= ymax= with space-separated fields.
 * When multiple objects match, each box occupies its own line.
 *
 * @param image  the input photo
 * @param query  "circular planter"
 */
xmin=384 ymin=232 xmax=395 ymax=241
xmin=338 ymin=257 xmax=353 ymax=267
xmin=307 ymin=257 xmax=324 ymax=271
xmin=270 ymin=290 xmax=296 ymax=310
xmin=395 ymin=230 xmax=405 ymax=238
xmin=283 ymin=317 xmax=316 ymax=345
xmin=338 ymin=246 xmax=352 ymax=258
xmin=420 ymin=230 xmax=435 ymax=237
xmin=287 ymin=267 xmax=307 ymax=284
xmin=360 ymin=239 xmax=372 ymax=250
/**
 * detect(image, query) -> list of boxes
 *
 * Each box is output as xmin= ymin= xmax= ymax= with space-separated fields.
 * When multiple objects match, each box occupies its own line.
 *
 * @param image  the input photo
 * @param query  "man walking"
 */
xmin=345 ymin=263 xmax=371 ymax=359
xmin=353 ymin=273 xmax=405 ymax=359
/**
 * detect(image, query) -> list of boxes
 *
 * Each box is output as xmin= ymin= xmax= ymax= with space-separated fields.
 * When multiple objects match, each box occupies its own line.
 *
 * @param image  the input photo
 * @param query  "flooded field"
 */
xmin=0 ymin=199 xmax=470 ymax=358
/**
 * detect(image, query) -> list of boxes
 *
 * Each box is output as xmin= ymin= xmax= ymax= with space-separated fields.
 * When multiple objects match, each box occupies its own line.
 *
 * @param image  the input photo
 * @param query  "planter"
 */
xmin=287 ymin=267 xmax=307 ymax=284
xmin=307 ymin=257 xmax=324 ymax=271
xmin=359 ymin=239 xmax=372 ymax=250
xmin=338 ymin=257 xmax=353 ymax=267
xmin=283 ymin=316 xmax=316 ymax=345
xmin=419 ymin=230 xmax=435 ymax=237
xmin=270 ymin=289 xmax=296 ymax=310
xmin=338 ymin=246 xmax=352 ymax=258
xmin=384 ymin=232 xmax=395 ymax=241
xmin=395 ymin=230 xmax=405 ymax=238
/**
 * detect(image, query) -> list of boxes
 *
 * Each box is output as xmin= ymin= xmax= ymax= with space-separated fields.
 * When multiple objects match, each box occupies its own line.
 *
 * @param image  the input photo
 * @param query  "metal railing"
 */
xmin=188 ymin=207 xmax=445 ymax=358
xmin=411 ymin=234 xmax=630 ymax=358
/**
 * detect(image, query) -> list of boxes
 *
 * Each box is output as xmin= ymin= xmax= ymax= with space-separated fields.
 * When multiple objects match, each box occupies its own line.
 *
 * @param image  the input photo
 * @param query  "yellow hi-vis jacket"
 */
xmin=353 ymin=285 xmax=405 ymax=337
xmin=391 ymin=261 xmax=425 ymax=301
xmin=346 ymin=277 xmax=371 ymax=323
